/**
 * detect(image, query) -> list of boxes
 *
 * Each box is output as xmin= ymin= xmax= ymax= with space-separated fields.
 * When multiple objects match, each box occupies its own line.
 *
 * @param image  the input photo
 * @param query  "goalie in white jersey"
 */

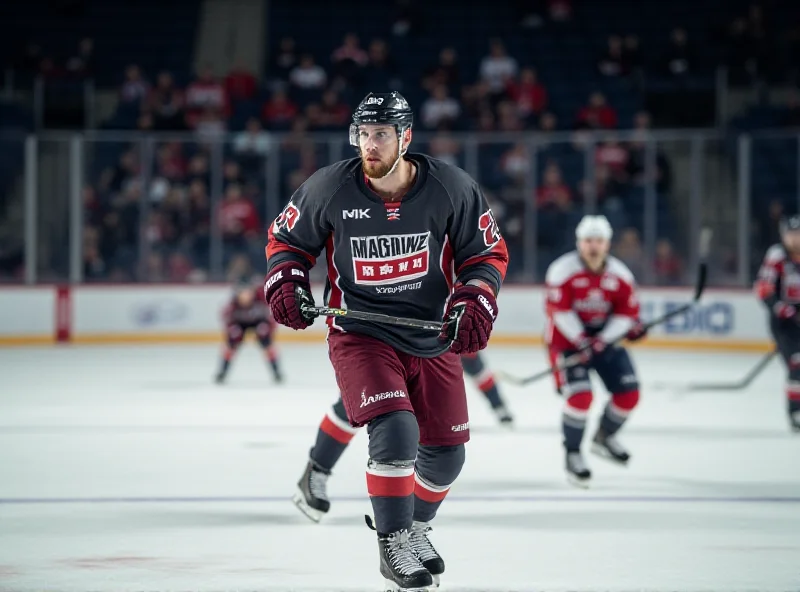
xmin=544 ymin=216 xmax=648 ymax=487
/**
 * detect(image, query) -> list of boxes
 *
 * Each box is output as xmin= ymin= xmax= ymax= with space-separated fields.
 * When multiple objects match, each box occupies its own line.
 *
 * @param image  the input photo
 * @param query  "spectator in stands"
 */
xmin=624 ymin=35 xmax=642 ymax=75
xmin=613 ymin=228 xmax=645 ymax=279
xmin=428 ymin=133 xmax=461 ymax=166
xmin=194 ymin=107 xmax=227 ymax=144
xmin=147 ymin=71 xmax=185 ymax=130
xmin=475 ymin=109 xmax=496 ymax=132
xmin=120 ymin=64 xmax=149 ymax=105
xmin=66 ymin=37 xmax=94 ymax=78
xmin=626 ymin=112 xmax=672 ymax=194
xmin=515 ymin=0 xmax=546 ymax=29
xmin=225 ymin=58 xmax=257 ymax=102
xmin=391 ymin=0 xmax=423 ymax=37
xmin=576 ymin=91 xmax=618 ymax=129
xmin=233 ymin=117 xmax=272 ymax=163
xmin=289 ymin=54 xmax=327 ymax=91
xmin=261 ymin=88 xmax=299 ymax=129
xmin=653 ymin=238 xmax=683 ymax=285
xmin=331 ymin=33 xmax=369 ymax=87
xmin=497 ymin=100 xmax=524 ymax=131
xmin=423 ymin=47 xmax=461 ymax=93
xmin=499 ymin=143 xmax=530 ymax=186
xmin=270 ymin=36 xmax=299 ymax=83
xmin=662 ymin=28 xmax=694 ymax=77
xmin=598 ymin=35 xmax=626 ymax=77
xmin=547 ymin=0 xmax=572 ymax=22
xmin=82 ymin=227 xmax=106 ymax=280
xmin=219 ymin=183 xmax=260 ymax=252
xmin=223 ymin=161 xmax=244 ymax=191
xmin=539 ymin=111 xmax=558 ymax=132
xmin=364 ymin=38 xmax=401 ymax=91
xmin=758 ymin=198 xmax=785 ymax=252
xmin=186 ymin=153 xmax=210 ymax=188
xmin=136 ymin=112 xmax=155 ymax=131
xmin=318 ymin=89 xmax=351 ymax=128
xmin=185 ymin=65 xmax=228 ymax=128
xmin=421 ymin=85 xmax=461 ymax=129
xmin=506 ymin=67 xmax=548 ymax=123
xmin=536 ymin=161 xmax=572 ymax=209
xmin=187 ymin=179 xmax=211 ymax=263
xmin=595 ymin=138 xmax=629 ymax=180
xmin=479 ymin=39 xmax=518 ymax=101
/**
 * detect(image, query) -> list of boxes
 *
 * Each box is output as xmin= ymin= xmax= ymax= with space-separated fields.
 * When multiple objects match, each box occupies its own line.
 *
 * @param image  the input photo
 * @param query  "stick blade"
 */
xmin=698 ymin=227 xmax=713 ymax=259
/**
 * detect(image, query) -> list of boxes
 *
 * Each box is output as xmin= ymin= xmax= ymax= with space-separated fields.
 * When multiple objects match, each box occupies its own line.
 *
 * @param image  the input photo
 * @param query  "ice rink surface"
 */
xmin=0 ymin=343 xmax=798 ymax=592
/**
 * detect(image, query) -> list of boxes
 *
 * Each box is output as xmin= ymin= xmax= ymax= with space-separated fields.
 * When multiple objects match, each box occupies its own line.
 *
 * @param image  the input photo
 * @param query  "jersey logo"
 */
xmin=343 ymin=208 xmax=371 ymax=220
xmin=364 ymin=97 xmax=384 ymax=105
xmin=349 ymin=232 xmax=430 ymax=286
xmin=273 ymin=202 xmax=301 ymax=233
xmin=479 ymin=210 xmax=502 ymax=248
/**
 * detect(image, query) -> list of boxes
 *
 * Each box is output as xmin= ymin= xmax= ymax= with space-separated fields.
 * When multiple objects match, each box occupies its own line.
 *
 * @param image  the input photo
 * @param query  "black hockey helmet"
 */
xmin=780 ymin=214 xmax=800 ymax=234
xmin=349 ymin=91 xmax=413 ymax=148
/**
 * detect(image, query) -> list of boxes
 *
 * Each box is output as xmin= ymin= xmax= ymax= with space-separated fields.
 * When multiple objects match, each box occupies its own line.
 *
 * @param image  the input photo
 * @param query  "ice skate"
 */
xmin=591 ymin=427 xmax=631 ymax=464
xmin=378 ymin=529 xmax=434 ymax=591
xmin=214 ymin=370 xmax=226 ymax=384
xmin=493 ymin=404 xmax=514 ymax=427
xmin=790 ymin=411 xmax=800 ymax=433
xmin=409 ymin=521 xmax=443 ymax=587
xmin=291 ymin=459 xmax=330 ymax=522
xmin=565 ymin=451 xmax=591 ymax=488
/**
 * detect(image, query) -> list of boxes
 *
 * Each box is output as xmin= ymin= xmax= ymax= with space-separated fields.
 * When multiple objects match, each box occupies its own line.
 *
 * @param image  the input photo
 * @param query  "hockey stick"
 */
xmin=680 ymin=348 xmax=777 ymax=391
xmin=498 ymin=228 xmax=713 ymax=387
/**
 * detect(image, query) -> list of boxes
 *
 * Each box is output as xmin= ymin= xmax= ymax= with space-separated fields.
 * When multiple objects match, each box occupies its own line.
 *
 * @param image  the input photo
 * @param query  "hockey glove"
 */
xmin=574 ymin=336 xmax=607 ymax=364
xmin=264 ymin=262 xmax=317 ymax=330
xmin=773 ymin=301 xmax=797 ymax=322
xmin=626 ymin=321 xmax=648 ymax=342
xmin=440 ymin=285 xmax=498 ymax=354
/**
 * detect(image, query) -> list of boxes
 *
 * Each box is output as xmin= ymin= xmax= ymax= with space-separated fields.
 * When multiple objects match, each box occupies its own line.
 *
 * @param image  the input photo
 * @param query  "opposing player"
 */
xmin=544 ymin=216 xmax=647 ymax=487
xmin=215 ymin=279 xmax=283 ymax=384
xmin=264 ymin=91 xmax=508 ymax=590
xmin=754 ymin=214 xmax=800 ymax=432
xmin=291 ymin=351 xmax=513 ymax=524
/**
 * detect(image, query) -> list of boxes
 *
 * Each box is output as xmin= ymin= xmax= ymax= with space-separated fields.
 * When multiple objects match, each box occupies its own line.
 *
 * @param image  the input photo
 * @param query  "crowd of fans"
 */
xmin=1 ymin=1 xmax=797 ymax=284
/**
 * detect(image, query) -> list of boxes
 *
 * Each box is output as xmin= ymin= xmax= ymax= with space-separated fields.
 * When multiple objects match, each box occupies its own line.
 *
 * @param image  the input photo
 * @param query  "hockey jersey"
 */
xmin=545 ymin=251 xmax=639 ymax=351
xmin=266 ymin=153 xmax=509 ymax=357
xmin=754 ymin=244 xmax=800 ymax=309
xmin=223 ymin=297 xmax=273 ymax=327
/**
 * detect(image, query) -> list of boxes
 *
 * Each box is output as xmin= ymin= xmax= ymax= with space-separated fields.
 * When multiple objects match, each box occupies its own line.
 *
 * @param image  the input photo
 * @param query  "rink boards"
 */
xmin=0 ymin=284 xmax=772 ymax=351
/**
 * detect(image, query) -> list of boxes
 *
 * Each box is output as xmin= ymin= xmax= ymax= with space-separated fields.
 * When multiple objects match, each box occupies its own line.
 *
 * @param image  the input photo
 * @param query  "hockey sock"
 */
xmin=412 ymin=445 xmax=465 ymax=522
xmin=264 ymin=345 xmax=281 ymax=378
xmin=787 ymin=383 xmax=800 ymax=416
xmin=600 ymin=390 xmax=640 ymax=436
xmin=367 ymin=459 xmax=415 ymax=534
xmin=462 ymin=353 xmax=503 ymax=408
xmin=310 ymin=399 xmax=358 ymax=472
xmin=218 ymin=347 xmax=235 ymax=376
xmin=562 ymin=391 xmax=592 ymax=451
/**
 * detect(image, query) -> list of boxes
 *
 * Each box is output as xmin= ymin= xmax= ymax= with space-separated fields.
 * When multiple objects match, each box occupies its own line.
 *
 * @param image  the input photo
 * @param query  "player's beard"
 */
xmin=362 ymin=146 xmax=399 ymax=179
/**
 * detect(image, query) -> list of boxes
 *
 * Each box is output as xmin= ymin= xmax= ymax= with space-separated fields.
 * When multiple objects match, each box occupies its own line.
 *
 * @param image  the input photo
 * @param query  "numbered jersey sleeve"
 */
xmin=754 ymin=244 xmax=786 ymax=310
xmin=431 ymin=166 xmax=509 ymax=294
xmin=266 ymin=165 xmax=350 ymax=270
xmin=545 ymin=254 xmax=586 ymax=346
xmin=597 ymin=257 xmax=639 ymax=343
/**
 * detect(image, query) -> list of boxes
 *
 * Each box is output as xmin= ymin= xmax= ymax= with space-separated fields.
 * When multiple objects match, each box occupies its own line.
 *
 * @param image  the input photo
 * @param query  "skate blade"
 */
xmin=591 ymin=442 xmax=630 ymax=465
xmin=382 ymin=579 xmax=436 ymax=592
xmin=566 ymin=472 xmax=591 ymax=489
xmin=291 ymin=489 xmax=324 ymax=523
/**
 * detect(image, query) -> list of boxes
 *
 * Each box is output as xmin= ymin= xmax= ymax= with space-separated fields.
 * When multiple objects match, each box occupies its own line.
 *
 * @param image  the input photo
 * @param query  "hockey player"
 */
xmin=292 ymin=351 xmax=513 ymax=524
xmin=264 ymin=91 xmax=508 ymax=590
xmin=544 ymin=215 xmax=647 ymax=487
xmin=215 ymin=279 xmax=283 ymax=384
xmin=754 ymin=214 xmax=800 ymax=432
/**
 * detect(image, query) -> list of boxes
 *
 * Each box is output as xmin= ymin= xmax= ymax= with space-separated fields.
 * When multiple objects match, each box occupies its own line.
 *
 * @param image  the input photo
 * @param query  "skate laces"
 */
xmin=567 ymin=452 xmax=588 ymax=473
xmin=385 ymin=530 xmax=425 ymax=576
xmin=308 ymin=469 xmax=329 ymax=501
xmin=409 ymin=522 xmax=439 ymax=563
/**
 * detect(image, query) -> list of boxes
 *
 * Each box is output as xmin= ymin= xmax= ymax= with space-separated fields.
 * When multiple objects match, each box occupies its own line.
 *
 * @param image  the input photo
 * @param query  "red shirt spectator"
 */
xmin=224 ymin=61 xmax=257 ymax=101
xmin=318 ymin=89 xmax=351 ymax=127
xmin=595 ymin=140 xmax=629 ymax=176
xmin=506 ymin=67 xmax=548 ymax=117
xmin=262 ymin=89 xmax=299 ymax=128
xmin=536 ymin=162 xmax=572 ymax=208
xmin=577 ymin=91 xmax=618 ymax=129
xmin=219 ymin=185 xmax=260 ymax=237
xmin=185 ymin=66 xmax=229 ymax=127
xmin=331 ymin=33 xmax=369 ymax=67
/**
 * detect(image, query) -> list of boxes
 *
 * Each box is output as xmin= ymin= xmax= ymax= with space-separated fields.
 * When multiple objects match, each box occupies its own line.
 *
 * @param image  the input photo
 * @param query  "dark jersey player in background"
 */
xmin=292 ymin=351 xmax=513 ymax=524
xmin=264 ymin=91 xmax=508 ymax=591
xmin=215 ymin=279 xmax=282 ymax=384
xmin=755 ymin=214 xmax=800 ymax=432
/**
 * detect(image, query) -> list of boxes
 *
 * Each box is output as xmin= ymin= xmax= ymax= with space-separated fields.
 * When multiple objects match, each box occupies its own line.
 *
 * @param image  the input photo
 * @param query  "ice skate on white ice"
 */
xmin=565 ymin=451 xmax=592 ymax=488
xmin=378 ymin=529 xmax=433 ymax=591
xmin=790 ymin=410 xmax=800 ymax=433
xmin=291 ymin=459 xmax=330 ymax=523
xmin=409 ymin=520 xmax=443 ymax=587
xmin=591 ymin=427 xmax=631 ymax=464
xmin=492 ymin=404 xmax=514 ymax=427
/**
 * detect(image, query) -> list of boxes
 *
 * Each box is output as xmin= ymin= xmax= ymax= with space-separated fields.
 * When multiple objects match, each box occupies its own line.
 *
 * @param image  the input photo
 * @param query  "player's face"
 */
xmin=359 ymin=125 xmax=399 ymax=179
xmin=578 ymin=237 xmax=610 ymax=267
xmin=783 ymin=230 xmax=800 ymax=253
xmin=237 ymin=289 xmax=255 ymax=307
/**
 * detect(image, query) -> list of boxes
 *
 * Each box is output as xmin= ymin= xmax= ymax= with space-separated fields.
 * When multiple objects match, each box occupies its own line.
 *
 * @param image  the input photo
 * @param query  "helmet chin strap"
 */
xmin=375 ymin=131 xmax=408 ymax=179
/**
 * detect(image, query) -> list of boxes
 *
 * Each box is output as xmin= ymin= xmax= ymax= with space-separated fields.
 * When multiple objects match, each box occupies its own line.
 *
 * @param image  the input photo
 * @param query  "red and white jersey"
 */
xmin=545 ymin=251 xmax=640 ymax=351
xmin=222 ymin=297 xmax=273 ymax=328
xmin=754 ymin=244 xmax=800 ymax=306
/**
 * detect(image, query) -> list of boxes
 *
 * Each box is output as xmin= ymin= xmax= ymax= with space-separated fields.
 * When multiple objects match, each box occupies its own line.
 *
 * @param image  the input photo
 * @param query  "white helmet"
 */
xmin=575 ymin=215 xmax=613 ymax=242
